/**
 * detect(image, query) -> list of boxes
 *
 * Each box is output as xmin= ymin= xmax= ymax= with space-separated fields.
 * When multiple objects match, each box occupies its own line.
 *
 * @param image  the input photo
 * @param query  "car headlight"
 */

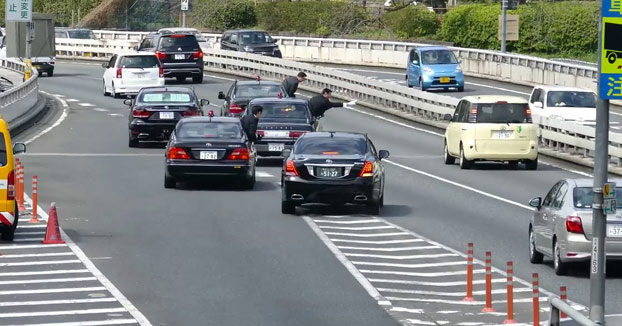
xmin=455 ymin=65 xmax=462 ymax=72
xmin=423 ymin=67 xmax=434 ymax=74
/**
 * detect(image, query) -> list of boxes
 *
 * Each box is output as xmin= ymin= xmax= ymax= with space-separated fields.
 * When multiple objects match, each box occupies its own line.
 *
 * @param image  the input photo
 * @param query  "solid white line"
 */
xmin=385 ymin=159 xmax=532 ymax=210
xmin=0 ymin=252 xmax=74 ymax=259
xmin=324 ymin=231 xmax=409 ymax=237
xmin=108 ymin=113 xmax=123 ymax=117
xmin=344 ymin=106 xmax=444 ymax=137
xmin=319 ymin=225 xmax=395 ymax=231
xmin=0 ymin=277 xmax=97 ymax=285
xmin=16 ymin=224 xmax=48 ymax=228
xmin=337 ymin=245 xmax=439 ymax=252
xmin=0 ymin=260 xmax=81 ymax=267
xmin=352 ymin=260 xmax=465 ymax=269
xmin=25 ymin=96 xmax=69 ymax=145
xmin=0 ymin=243 xmax=66 ymax=249
xmin=15 ymin=231 xmax=46 ymax=235
xmin=369 ymin=278 xmax=507 ymax=287
xmin=0 ymin=308 xmax=127 ymax=318
xmin=78 ymin=103 xmax=95 ymax=107
xmin=4 ymin=320 xmax=138 ymax=326
xmin=302 ymin=216 xmax=389 ymax=304
xmin=360 ymin=269 xmax=486 ymax=277
xmin=344 ymin=253 xmax=458 ymax=260
xmin=331 ymin=238 xmax=424 ymax=244
xmin=385 ymin=296 xmax=547 ymax=305
xmin=0 ymin=269 xmax=89 ymax=277
xmin=13 ymin=238 xmax=44 ymax=242
xmin=0 ymin=287 xmax=106 ymax=296
xmin=313 ymin=219 xmax=382 ymax=224
xmin=0 ymin=298 xmax=117 ymax=307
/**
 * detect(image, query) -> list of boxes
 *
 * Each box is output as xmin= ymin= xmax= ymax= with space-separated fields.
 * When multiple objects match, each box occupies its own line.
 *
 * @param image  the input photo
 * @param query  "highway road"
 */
xmin=4 ymin=60 xmax=622 ymax=325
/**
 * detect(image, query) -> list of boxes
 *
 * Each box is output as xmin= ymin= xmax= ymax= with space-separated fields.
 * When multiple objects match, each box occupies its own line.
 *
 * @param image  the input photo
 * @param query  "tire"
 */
xmin=0 ymin=203 xmax=18 ymax=242
xmin=281 ymin=200 xmax=295 ymax=214
xmin=529 ymin=226 xmax=544 ymax=264
xmin=103 ymin=81 xmax=110 ymax=96
xmin=368 ymin=202 xmax=380 ymax=215
xmin=525 ymin=158 xmax=538 ymax=171
xmin=444 ymin=141 xmax=455 ymax=165
xmin=164 ymin=174 xmax=176 ymax=189
xmin=176 ymin=76 xmax=186 ymax=83
xmin=459 ymin=145 xmax=472 ymax=169
xmin=508 ymin=161 xmax=519 ymax=170
xmin=128 ymin=133 xmax=138 ymax=148
xmin=379 ymin=194 xmax=384 ymax=208
xmin=192 ymin=74 xmax=203 ymax=84
xmin=406 ymin=75 xmax=413 ymax=88
xmin=37 ymin=70 xmax=43 ymax=77
xmin=243 ymin=170 xmax=256 ymax=190
xmin=457 ymin=86 xmax=464 ymax=92
xmin=47 ymin=70 xmax=54 ymax=77
xmin=112 ymin=83 xmax=120 ymax=99
xmin=553 ymin=238 xmax=568 ymax=276
xmin=419 ymin=78 xmax=427 ymax=91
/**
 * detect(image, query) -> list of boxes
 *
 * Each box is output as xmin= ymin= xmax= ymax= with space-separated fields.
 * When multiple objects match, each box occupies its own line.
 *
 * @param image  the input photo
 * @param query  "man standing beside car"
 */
xmin=282 ymin=72 xmax=306 ymax=98
xmin=308 ymin=88 xmax=356 ymax=118
xmin=241 ymin=105 xmax=263 ymax=143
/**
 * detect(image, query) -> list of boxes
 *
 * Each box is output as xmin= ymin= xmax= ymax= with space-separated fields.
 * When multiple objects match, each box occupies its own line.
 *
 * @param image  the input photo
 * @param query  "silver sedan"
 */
xmin=528 ymin=178 xmax=622 ymax=275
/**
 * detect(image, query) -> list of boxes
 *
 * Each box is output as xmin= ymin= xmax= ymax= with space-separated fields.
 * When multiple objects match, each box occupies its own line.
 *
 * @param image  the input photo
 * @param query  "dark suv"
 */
xmin=137 ymin=32 xmax=204 ymax=83
xmin=220 ymin=30 xmax=281 ymax=58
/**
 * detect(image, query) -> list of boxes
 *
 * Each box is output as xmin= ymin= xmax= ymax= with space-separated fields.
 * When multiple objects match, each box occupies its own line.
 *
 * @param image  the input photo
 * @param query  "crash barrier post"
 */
xmin=29 ymin=175 xmax=38 ymax=223
xmin=463 ymin=243 xmax=475 ymax=302
xmin=533 ymin=273 xmax=540 ymax=326
xmin=42 ymin=202 xmax=65 ymax=244
xmin=547 ymin=296 xmax=598 ymax=326
xmin=503 ymin=261 xmax=516 ymax=324
xmin=482 ymin=251 xmax=494 ymax=312
xmin=560 ymin=286 xmax=567 ymax=319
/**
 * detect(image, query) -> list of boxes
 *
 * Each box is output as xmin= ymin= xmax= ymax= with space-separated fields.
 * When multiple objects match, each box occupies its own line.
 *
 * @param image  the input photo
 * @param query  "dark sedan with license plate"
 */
xmin=217 ymin=79 xmax=288 ymax=117
xmin=127 ymin=86 xmax=209 ymax=147
xmin=164 ymin=114 xmax=256 ymax=189
xmin=246 ymin=97 xmax=319 ymax=157
xmin=281 ymin=132 xmax=389 ymax=215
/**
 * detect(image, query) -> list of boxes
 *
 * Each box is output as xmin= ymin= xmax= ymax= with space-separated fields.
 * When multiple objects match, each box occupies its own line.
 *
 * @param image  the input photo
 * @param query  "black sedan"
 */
xmin=245 ymin=97 xmax=319 ymax=157
xmin=164 ymin=113 xmax=256 ymax=189
xmin=280 ymin=132 xmax=389 ymax=215
xmin=127 ymin=86 xmax=209 ymax=147
xmin=217 ymin=79 xmax=288 ymax=117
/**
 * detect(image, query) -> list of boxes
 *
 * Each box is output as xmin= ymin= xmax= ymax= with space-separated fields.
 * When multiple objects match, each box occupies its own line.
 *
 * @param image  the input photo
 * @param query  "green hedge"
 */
xmin=191 ymin=0 xmax=256 ymax=31
xmin=440 ymin=2 xmax=599 ymax=55
xmin=382 ymin=5 xmax=440 ymax=39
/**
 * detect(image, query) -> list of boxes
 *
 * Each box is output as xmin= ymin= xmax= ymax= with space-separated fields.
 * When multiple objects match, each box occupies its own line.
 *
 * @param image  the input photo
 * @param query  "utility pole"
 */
xmin=181 ymin=0 xmax=189 ymax=27
xmin=501 ymin=0 xmax=507 ymax=52
xmin=24 ymin=21 xmax=33 ymax=80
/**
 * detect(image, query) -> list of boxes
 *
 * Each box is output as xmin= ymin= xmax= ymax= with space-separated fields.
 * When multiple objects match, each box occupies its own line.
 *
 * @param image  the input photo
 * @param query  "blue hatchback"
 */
xmin=405 ymin=46 xmax=464 ymax=92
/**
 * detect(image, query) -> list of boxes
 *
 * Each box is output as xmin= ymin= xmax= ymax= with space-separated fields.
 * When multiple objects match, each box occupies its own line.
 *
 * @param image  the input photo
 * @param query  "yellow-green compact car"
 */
xmin=443 ymin=95 xmax=538 ymax=170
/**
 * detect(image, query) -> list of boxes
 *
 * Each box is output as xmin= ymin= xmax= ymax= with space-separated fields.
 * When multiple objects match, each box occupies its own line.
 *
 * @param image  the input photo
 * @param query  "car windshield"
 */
xmin=120 ymin=56 xmax=160 ymax=68
xmin=236 ymin=85 xmax=283 ymax=97
xmin=421 ymin=50 xmax=458 ymax=65
xmin=177 ymin=121 xmax=242 ymax=139
xmin=547 ymin=91 xmax=596 ymax=108
xmin=67 ymin=30 xmax=97 ymax=39
xmin=259 ymin=103 xmax=309 ymax=120
xmin=475 ymin=103 xmax=528 ymax=123
xmin=239 ymin=32 xmax=273 ymax=45
xmin=295 ymin=137 xmax=367 ymax=155
xmin=573 ymin=187 xmax=622 ymax=209
xmin=139 ymin=92 xmax=193 ymax=103
xmin=159 ymin=35 xmax=198 ymax=51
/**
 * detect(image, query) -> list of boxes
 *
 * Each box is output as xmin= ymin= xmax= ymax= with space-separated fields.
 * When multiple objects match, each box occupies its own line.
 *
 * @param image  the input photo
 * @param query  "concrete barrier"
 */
xmin=0 ymin=58 xmax=46 ymax=133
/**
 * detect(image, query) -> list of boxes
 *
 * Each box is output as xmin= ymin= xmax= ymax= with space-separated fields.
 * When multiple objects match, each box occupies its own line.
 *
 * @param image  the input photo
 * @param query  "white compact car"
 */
xmin=528 ymin=85 xmax=597 ymax=124
xmin=102 ymin=52 xmax=165 ymax=98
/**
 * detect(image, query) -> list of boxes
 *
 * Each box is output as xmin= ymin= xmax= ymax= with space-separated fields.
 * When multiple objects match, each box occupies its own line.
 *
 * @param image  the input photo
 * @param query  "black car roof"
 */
xmin=179 ymin=117 xmax=240 ymax=124
xmin=236 ymin=80 xmax=281 ymax=86
xmin=249 ymin=97 xmax=308 ymax=105
xmin=225 ymin=29 xmax=269 ymax=33
xmin=302 ymin=132 xmax=367 ymax=139
xmin=139 ymin=86 xmax=194 ymax=93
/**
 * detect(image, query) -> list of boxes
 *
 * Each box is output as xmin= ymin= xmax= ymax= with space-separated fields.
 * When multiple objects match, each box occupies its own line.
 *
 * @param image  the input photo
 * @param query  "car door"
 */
xmin=534 ymin=181 xmax=563 ymax=254
xmin=220 ymin=32 xmax=230 ymax=50
xmin=548 ymin=181 xmax=569 ymax=244
xmin=222 ymin=82 xmax=235 ymax=115
xmin=447 ymin=100 xmax=468 ymax=155
xmin=368 ymin=138 xmax=385 ymax=197
xmin=104 ymin=55 xmax=117 ymax=89
xmin=407 ymin=50 xmax=421 ymax=83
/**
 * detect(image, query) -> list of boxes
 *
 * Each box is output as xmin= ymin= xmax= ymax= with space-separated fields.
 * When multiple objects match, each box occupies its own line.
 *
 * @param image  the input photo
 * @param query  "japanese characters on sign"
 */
xmin=601 ymin=0 xmax=622 ymax=99
xmin=5 ymin=0 xmax=32 ymax=22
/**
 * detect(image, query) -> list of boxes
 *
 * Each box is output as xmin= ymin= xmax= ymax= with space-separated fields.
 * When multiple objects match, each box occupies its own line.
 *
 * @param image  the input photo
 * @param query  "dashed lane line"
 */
xmin=78 ymin=103 xmax=95 ymax=107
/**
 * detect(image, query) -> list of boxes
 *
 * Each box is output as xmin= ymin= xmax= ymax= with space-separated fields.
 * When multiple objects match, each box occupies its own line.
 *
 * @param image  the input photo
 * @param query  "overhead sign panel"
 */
xmin=600 ymin=0 xmax=622 ymax=99
xmin=5 ymin=0 xmax=32 ymax=22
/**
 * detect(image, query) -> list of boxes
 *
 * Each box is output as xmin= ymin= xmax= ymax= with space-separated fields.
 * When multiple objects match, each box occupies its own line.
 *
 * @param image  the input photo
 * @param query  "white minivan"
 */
xmin=102 ymin=52 xmax=165 ymax=98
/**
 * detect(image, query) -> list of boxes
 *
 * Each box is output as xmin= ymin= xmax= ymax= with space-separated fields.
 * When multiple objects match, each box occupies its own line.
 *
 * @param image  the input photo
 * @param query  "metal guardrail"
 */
xmin=548 ymin=296 xmax=597 ymax=326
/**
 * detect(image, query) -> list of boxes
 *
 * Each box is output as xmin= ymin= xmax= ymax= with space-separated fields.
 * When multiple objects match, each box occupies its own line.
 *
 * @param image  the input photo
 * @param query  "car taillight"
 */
xmin=229 ymin=104 xmax=244 ymax=114
xmin=167 ymin=147 xmax=190 ymax=160
xmin=289 ymin=131 xmax=306 ymax=138
xmin=227 ymin=148 xmax=250 ymax=160
xmin=192 ymin=50 xmax=203 ymax=59
xmin=182 ymin=109 xmax=201 ymax=116
xmin=159 ymin=66 xmax=164 ymax=78
xmin=566 ymin=216 xmax=584 ymax=234
xmin=7 ymin=169 xmax=14 ymax=200
xmin=116 ymin=68 xmax=122 ymax=78
xmin=468 ymin=105 xmax=478 ymax=123
xmin=132 ymin=109 xmax=151 ymax=118
xmin=525 ymin=106 xmax=533 ymax=123
xmin=360 ymin=161 xmax=374 ymax=177
xmin=285 ymin=160 xmax=299 ymax=176
xmin=155 ymin=51 xmax=167 ymax=59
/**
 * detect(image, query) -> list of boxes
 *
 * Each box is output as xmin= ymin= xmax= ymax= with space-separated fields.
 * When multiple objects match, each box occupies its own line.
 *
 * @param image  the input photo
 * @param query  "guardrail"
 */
xmin=548 ymin=296 xmax=597 ymax=326
xmin=0 ymin=58 xmax=42 ymax=131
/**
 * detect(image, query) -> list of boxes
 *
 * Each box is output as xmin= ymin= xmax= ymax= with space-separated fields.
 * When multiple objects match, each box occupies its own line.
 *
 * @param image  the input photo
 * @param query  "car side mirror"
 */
xmin=218 ymin=91 xmax=226 ymax=100
xmin=123 ymin=99 xmax=133 ymax=106
xmin=201 ymin=99 xmax=210 ymax=106
xmin=412 ymin=60 xmax=418 ymax=65
xmin=529 ymin=197 xmax=542 ymax=209
xmin=378 ymin=150 xmax=390 ymax=160
xmin=12 ymin=142 xmax=26 ymax=155
xmin=281 ymin=148 xmax=292 ymax=158
xmin=458 ymin=59 xmax=462 ymax=64
xmin=533 ymin=101 xmax=543 ymax=108
xmin=444 ymin=114 xmax=452 ymax=121
xmin=134 ymin=45 xmax=139 ymax=51
xmin=102 ymin=63 xmax=108 ymax=68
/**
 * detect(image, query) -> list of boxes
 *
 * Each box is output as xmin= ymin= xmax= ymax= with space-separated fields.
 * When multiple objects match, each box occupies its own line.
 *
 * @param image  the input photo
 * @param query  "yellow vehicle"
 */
xmin=442 ymin=95 xmax=538 ymax=170
xmin=0 ymin=118 xmax=26 ymax=241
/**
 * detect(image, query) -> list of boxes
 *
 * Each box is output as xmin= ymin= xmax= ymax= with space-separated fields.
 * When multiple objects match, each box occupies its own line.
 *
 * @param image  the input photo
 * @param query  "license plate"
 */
xmin=268 ymin=143 xmax=285 ymax=152
xmin=159 ymin=112 xmax=174 ymax=119
xmin=440 ymin=77 xmax=450 ymax=83
xmin=317 ymin=167 xmax=342 ymax=178
xmin=175 ymin=54 xmax=185 ymax=60
xmin=265 ymin=131 xmax=289 ymax=138
xmin=199 ymin=151 xmax=218 ymax=160
xmin=134 ymin=73 xmax=145 ymax=79
xmin=607 ymin=224 xmax=622 ymax=237
xmin=493 ymin=130 xmax=513 ymax=139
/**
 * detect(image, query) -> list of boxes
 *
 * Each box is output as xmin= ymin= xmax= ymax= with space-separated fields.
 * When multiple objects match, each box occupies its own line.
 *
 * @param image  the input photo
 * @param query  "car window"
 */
xmin=475 ymin=103 xmax=528 ymax=123
xmin=55 ymin=32 xmax=66 ymax=39
xmin=239 ymin=32 xmax=273 ymax=45
xmin=0 ymin=132 xmax=6 ymax=167
xmin=177 ymin=121 xmax=242 ymax=139
xmin=530 ymin=89 xmax=541 ymax=103
xmin=454 ymin=101 xmax=469 ymax=122
xmin=573 ymin=187 xmax=622 ymax=209
xmin=235 ymin=85 xmax=283 ymax=97
xmin=68 ymin=30 xmax=97 ymax=39
xmin=546 ymin=91 xmax=596 ymax=108
xmin=231 ymin=34 xmax=238 ymax=44
xmin=368 ymin=139 xmax=378 ymax=157
xmin=295 ymin=137 xmax=367 ymax=156
xmin=120 ymin=55 xmax=160 ymax=68
xmin=159 ymin=35 xmax=199 ymax=51
xmin=108 ymin=55 xmax=117 ymax=68
xmin=543 ymin=182 xmax=563 ymax=207
xmin=552 ymin=182 xmax=568 ymax=209
xmin=139 ymin=92 xmax=193 ymax=103
xmin=192 ymin=31 xmax=206 ymax=42
xmin=259 ymin=103 xmax=309 ymax=120
xmin=140 ymin=37 xmax=154 ymax=49
xmin=420 ymin=50 xmax=457 ymax=65
xmin=222 ymin=33 xmax=230 ymax=43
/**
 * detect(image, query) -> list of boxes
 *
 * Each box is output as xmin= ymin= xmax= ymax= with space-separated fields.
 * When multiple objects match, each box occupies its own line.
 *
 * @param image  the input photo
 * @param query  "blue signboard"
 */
xmin=601 ymin=0 xmax=622 ymax=99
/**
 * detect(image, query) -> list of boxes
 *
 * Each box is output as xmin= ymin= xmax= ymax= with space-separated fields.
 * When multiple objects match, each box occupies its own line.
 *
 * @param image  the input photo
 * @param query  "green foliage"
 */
xmin=191 ymin=0 xmax=256 ymax=31
xmin=382 ymin=5 xmax=440 ymax=39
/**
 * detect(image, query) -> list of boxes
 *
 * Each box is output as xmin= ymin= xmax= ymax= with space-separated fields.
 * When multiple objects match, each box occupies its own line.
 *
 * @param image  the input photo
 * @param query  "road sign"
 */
xmin=604 ymin=198 xmax=617 ymax=214
xmin=498 ymin=15 xmax=519 ymax=41
xmin=181 ymin=0 xmax=189 ymax=11
xmin=600 ymin=0 xmax=622 ymax=99
xmin=604 ymin=182 xmax=617 ymax=199
xmin=5 ymin=0 xmax=32 ymax=22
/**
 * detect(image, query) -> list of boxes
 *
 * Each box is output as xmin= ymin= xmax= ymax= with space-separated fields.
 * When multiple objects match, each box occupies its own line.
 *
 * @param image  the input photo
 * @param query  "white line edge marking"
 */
xmin=24 ymin=96 xmax=69 ymax=145
xmin=0 ymin=297 xmax=117 ymax=307
xmin=0 ymin=277 xmax=97 ymax=285
xmin=3 ymin=320 xmax=138 ymax=326
xmin=0 ymin=269 xmax=89 ymax=277
xmin=0 ymin=307 xmax=127 ymax=318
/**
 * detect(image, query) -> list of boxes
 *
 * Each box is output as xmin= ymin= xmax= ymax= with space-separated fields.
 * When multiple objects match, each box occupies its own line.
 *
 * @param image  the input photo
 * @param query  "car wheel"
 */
xmin=0 ymin=203 xmax=18 ymax=241
xmin=37 ymin=70 xmax=43 ymax=77
xmin=525 ymin=158 xmax=538 ymax=171
xmin=103 ymin=81 xmax=110 ymax=96
xmin=368 ymin=200 xmax=380 ymax=215
xmin=47 ymin=70 xmax=54 ymax=77
xmin=164 ymin=174 xmax=176 ymax=189
xmin=508 ymin=161 xmax=519 ymax=170
xmin=419 ymin=78 xmax=426 ymax=91
xmin=444 ymin=141 xmax=455 ymax=165
xmin=281 ymin=200 xmax=295 ymax=215
xmin=553 ymin=238 xmax=568 ymax=276
xmin=406 ymin=75 xmax=412 ymax=88
xmin=112 ymin=83 xmax=120 ymax=99
xmin=176 ymin=76 xmax=186 ymax=83
xmin=459 ymin=145 xmax=472 ymax=169
xmin=457 ymin=86 xmax=464 ymax=92
xmin=244 ymin=170 xmax=256 ymax=190
xmin=529 ymin=226 xmax=544 ymax=264
xmin=128 ymin=133 xmax=138 ymax=148
xmin=192 ymin=74 xmax=203 ymax=84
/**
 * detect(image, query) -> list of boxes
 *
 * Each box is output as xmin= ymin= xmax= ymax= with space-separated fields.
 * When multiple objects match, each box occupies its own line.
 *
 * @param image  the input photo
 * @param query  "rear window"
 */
xmin=547 ymin=91 xmax=596 ymax=108
xmin=259 ymin=103 xmax=309 ymax=120
xmin=295 ymin=137 xmax=367 ymax=156
xmin=0 ymin=133 xmax=6 ymax=167
xmin=139 ymin=92 xmax=193 ymax=103
xmin=120 ymin=56 xmax=160 ymax=68
xmin=67 ymin=30 xmax=97 ymax=39
xmin=574 ymin=187 xmax=622 ymax=209
xmin=239 ymin=32 xmax=273 ymax=45
xmin=475 ymin=103 xmax=528 ymax=123
xmin=236 ymin=85 xmax=283 ymax=97
xmin=177 ymin=121 xmax=242 ymax=139
xmin=159 ymin=35 xmax=199 ymax=51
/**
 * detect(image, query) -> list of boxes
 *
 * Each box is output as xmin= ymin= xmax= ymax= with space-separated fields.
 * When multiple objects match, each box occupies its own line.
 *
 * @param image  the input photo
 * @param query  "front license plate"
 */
xmin=175 ymin=54 xmax=185 ymax=60
xmin=607 ymin=224 xmax=622 ymax=237
xmin=317 ymin=167 xmax=342 ymax=178
xmin=159 ymin=112 xmax=174 ymax=120
xmin=268 ymin=143 xmax=285 ymax=152
xmin=200 ymin=151 xmax=218 ymax=160
xmin=493 ymin=130 xmax=513 ymax=139
xmin=440 ymin=77 xmax=450 ymax=83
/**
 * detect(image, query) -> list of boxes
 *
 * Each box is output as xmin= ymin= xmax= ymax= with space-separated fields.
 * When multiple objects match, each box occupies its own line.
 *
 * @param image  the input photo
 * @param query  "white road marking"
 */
xmin=93 ymin=108 xmax=109 ymax=112
xmin=0 ymin=252 xmax=74 ymax=259
xmin=78 ymin=103 xmax=95 ymax=107
xmin=4 ymin=320 xmax=138 ymax=326
xmin=25 ymin=95 xmax=69 ymax=145
xmin=0 ymin=269 xmax=89 ymax=277
xmin=338 ymin=245 xmax=439 ymax=252
xmin=0 ymin=298 xmax=117 ymax=307
xmin=66 ymin=99 xmax=79 ymax=102
xmin=12 ymin=224 xmax=49 ymax=229
xmin=0 ymin=287 xmax=107 ymax=296
xmin=22 ymin=153 xmax=161 ymax=157
xmin=385 ymin=296 xmax=548 ymax=305
xmin=331 ymin=238 xmax=424 ymax=244
xmin=204 ymin=74 xmax=235 ymax=81
xmin=13 ymin=238 xmax=46 ymax=242
xmin=14 ymin=231 xmax=46 ymax=235
xmin=0 ymin=243 xmax=66 ymax=249
xmin=391 ymin=307 xmax=424 ymax=314
xmin=0 ymin=277 xmax=97 ymax=285
xmin=108 ymin=113 xmax=123 ymax=117
xmin=344 ymin=253 xmax=458 ymax=260
xmin=402 ymin=320 xmax=439 ymax=325
xmin=325 ymin=231 xmax=409 ymax=237
xmin=313 ymin=219 xmax=382 ymax=224
xmin=352 ymin=261 xmax=465 ymax=269
xmin=370 ymin=278 xmax=506 ymax=287
xmin=319 ymin=225 xmax=395 ymax=231
xmin=0 ymin=308 xmax=127 ymax=318
xmin=256 ymin=171 xmax=274 ymax=178
xmin=0 ymin=260 xmax=81 ymax=267
xmin=51 ymin=94 xmax=65 ymax=97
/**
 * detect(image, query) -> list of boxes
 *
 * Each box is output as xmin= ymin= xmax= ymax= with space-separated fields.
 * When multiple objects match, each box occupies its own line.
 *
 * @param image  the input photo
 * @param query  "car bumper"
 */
xmin=166 ymin=160 xmax=251 ymax=178
xmin=114 ymin=79 xmax=165 ymax=94
xmin=422 ymin=72 xmax=464 ymax=88
xmin=560 ymin=233 xmax=622 ymax=262
xmin=162 ymin=64 xmax=203 ymax=77
xmin=0 ymin=211 xmax=15 ymax=227
xmin=33 ymin=63 xmax=54 ymax=72
xmin=464 ymin=140 xmax=538 ymax=161
xmin=283 ymin=177 xmax=379 ymax=205
xmin=255 ymin=140 xmax=295 ymax=157
xmin=129 ymin=121 xmax=177 ymax=141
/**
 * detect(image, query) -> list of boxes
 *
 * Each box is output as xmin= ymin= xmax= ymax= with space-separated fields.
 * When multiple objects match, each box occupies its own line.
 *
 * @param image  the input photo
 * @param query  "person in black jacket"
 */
xmin=241 ymin=105 xmax=263 ymax=143
xmin=308 ymin=88 xmax=356 ymax=118
xmin=282 ymin=72 xmax=307 ymax=98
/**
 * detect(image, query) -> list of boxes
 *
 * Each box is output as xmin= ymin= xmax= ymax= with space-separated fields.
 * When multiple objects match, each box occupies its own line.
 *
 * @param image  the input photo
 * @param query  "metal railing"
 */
xmin=548 ymin=296 xmax=598 ymax=326
xmin=0 ymin=58 xmax=38 ymax=110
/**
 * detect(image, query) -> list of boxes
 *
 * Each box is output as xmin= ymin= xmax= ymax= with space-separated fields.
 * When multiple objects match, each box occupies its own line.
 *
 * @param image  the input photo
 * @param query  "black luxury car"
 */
xmin=137 ymin=31 xmax=204 ymax=83
xmin=220 ymin=29 xmax=282 ymax=58
xmin=217 ymin=79 xmax=288 ymax=117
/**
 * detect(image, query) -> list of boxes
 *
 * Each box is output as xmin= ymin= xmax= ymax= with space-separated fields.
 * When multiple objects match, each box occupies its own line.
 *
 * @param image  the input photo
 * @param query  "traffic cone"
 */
xmin=42 ymin=203 xmax=65 ymax=244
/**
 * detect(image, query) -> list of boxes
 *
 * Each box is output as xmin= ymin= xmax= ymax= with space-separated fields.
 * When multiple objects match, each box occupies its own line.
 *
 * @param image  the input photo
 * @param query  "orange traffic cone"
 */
xmin=42 ymin=203 xmax=65 ymax=244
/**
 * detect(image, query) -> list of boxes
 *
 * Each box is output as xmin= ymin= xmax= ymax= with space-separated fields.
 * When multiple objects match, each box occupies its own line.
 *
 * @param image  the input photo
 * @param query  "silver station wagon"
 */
xmin=528 ymin=178 xmax=622 ymax=275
